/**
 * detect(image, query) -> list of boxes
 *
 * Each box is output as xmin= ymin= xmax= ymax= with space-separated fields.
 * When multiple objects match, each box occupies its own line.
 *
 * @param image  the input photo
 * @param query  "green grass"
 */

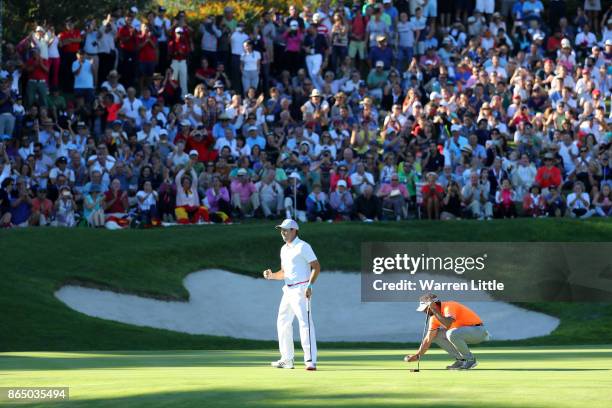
xmin=0 ymin=218 xmax=611 ymax=351
xmin=1 ymin=347 xmax=611 ymax=407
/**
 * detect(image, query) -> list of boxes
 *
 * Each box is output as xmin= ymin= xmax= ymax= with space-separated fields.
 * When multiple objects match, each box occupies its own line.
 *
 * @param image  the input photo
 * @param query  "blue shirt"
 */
xmin=72 ymin=60 xmax=94 ymax=89
xmin=246 ymin=135 xmax=266 ymax=150
xmin=368 ymin=46 xmax=393 ymax=70
xmin=212 ymin=122 xmax=236 ymax=140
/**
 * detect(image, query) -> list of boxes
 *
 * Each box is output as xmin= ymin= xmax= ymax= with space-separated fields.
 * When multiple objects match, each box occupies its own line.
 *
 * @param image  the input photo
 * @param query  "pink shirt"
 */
xmin=231 ymin=180 xmax=257 ymax=202
xmin=378 ymin=183 xmax=409 ymax=199
xmin=283 ymin=31 xmax=303 ymax=52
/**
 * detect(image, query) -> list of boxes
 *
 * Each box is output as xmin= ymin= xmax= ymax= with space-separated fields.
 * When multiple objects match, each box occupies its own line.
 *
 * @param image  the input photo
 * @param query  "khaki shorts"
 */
xmin=348 ymin=40 xmax=366 ymax=59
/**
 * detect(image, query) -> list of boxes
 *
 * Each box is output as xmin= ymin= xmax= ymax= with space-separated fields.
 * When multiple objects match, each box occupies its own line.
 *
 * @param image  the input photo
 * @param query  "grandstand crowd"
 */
xmin=0 ymin=1 xmax=611 ymax=228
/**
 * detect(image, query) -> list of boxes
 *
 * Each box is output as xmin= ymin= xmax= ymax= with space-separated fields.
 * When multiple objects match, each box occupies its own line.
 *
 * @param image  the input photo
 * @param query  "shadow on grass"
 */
xmin=12 ymin=389 xmax=526 ymax=408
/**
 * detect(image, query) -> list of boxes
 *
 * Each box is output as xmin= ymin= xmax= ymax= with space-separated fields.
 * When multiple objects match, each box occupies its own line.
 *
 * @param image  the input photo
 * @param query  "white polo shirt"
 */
xmin=281 ymin=236 xmax=317 ymax=286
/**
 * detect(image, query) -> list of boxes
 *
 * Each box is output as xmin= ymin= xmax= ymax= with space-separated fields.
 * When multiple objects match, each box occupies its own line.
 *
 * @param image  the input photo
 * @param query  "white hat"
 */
xmin=290 ymin=21 xmax=299 ymax=30
xmin=430 ymin=91 xmax=441 ymax=100
xmin=310 ymin=89 xmax=322 ymax=97
xmin=383 ymin=0 xmax=392 ymax=3
xmin=533 ymin=33 xmax=544 ymax=41
xmin=337 ymin=179 xmax=347 ymax=188
xmin=467 ymin=16 xmax=476 ymax=23
xmin=175 ymin=27 xmax=184 ymax=33
xmin=237 ymin=168 xmax=248 ymax=176
xmin=189 ymin=150 xmax=198 ymax=156
xmin=289 ymin=171 xmax=301 ymax=179
xmin=561 ymin=38 xmax=571 ymax=48
xmin=312 ymin=13 xmax=321 ymax=23
xmin=275 ymin=218 xmax=299 ymax=230
xmin=375 ymin=60 xmax=384 ymax=68
xmin=248 ymin=125 xmax=258 ymax=132
xmin=605 ymin=39 xmax=612 ymax=46
xmin=181 ymin=120 xmax=191 ymax=127
xmin=35 ymin=26 xmax=45 ymax=32
xmin=130 ymin=6 xmax=139 ymax=13
xmin=451 ymin=124 xmax=462 ymax=132
xmin=416 ymin=293 xmax=438 ymax=312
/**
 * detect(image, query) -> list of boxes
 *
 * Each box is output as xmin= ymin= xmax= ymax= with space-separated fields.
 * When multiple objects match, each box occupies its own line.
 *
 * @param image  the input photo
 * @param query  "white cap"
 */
xmin=416 ymin=293 xmax=438 ymax=312
xmin=312 ymin=13 xmax=321 ymax=23
xmin=430 ymin=91 xmax=441 ymax=100
xmin=175 ymin=27 xmax=184 ymax=33
xmin=130 ymin=6 xmax=139 ymax=13
xmin=181 ymin=120 xmax=191 ymax=126
xmin=605 ymin=39 xmax=612 ymax=46
xmin=289 ymin=171 xmax=301 ymax=179
xmin=383 ymin=0 xmax=392 ymax=3
xmin=375 ymin=60 xmax=384 ymax=68
xmin=237 ymin=168 xmax=248 ymax=175
xmin=290 ymin=21 xmax=299 ymax=29
xmin=451 ymin=124 xmax=462 ymax=132
xmin=35 ymin=26 xmax=45 ymax=32
xmin=337 ymin=179 xmax=347 ymax=188
xmin=561 ymin=38 xmax=570 ymax=48
xmin=189 ymin=150 xmax=199 ymax=156
xmin=275 ymin=218 xmax=299 ymax=230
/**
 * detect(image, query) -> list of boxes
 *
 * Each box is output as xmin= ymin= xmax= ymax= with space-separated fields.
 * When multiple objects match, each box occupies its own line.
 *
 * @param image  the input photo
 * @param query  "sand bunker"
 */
xmin=55 ymin=270 xmax=559 ymax=342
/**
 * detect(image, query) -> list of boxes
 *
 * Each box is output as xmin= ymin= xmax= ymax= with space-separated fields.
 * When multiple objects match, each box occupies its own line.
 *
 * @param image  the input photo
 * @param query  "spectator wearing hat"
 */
xmin=377 ymin=173 xmax=409 ymax=221
xmin=284 ymin=171 xmax=308 ymax=222
xmin=231 ymin=167 xmax=261 ymax=218
xmin=53 ymin=187 xmax=76 ymax=227
xmin=175 ymin=162 xmax=209 ymax=224
xmin=282 ymin=20 xmax=305 ymax=75
xmin=116 ymin=14 xmax=139 ymax=88
xmin=369 ymin=34 xmax=393 ymax=70
xmin=367 ymin=61 xmax=389 ymax=101
xmin=535 ymin=152 xmax=562 ymax=193
xmin=461 ymin=172 xmax=493 ymax=220
xmin=329 ymin=179 xmax=353 ymax=221
xmin=169 ymin=27 xmax=190 ymax=98
xmin=187 ymin=127 xmax=217 ymax=163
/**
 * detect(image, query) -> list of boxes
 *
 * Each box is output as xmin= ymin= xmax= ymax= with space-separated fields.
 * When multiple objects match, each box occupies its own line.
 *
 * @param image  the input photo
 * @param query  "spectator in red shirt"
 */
xmin=137 ymin=23 xmax=157 ymax=89
xmin=25 ymin=48 xmax=50 ymax=108
xmin=29 ymin=187 xmax=53 ymax=226
xmin=169 ymin=27 xmax=190 ymax=98
xmin=186 ymin=127 xmax=218 ymax=163
xmin=195 ymin=57 xmax=216 ymax=86
xmin=421 ymin=172 xmax=445 ymax=220
xmin=116 ymin=15 xmax=138 ymax=88
xmin=535 ymin=153 xmax=562 ymax=192
xmin=103 ymin=178 xmax=129 ymax=221
xmin=58 ymin=18 xmax=82 ymax=93
xmin=330 ymin=164 xmax=353 ymax=191
xmin=137 ymin=23 xmax=158 ymax=92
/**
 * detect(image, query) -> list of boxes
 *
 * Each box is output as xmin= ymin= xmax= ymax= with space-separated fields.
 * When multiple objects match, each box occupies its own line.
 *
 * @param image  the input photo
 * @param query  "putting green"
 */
xmin=1 ymin=347 xmax=610 ymax=407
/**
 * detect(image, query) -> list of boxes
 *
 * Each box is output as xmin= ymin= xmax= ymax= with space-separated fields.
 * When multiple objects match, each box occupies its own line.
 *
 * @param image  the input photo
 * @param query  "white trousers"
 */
xmin=171 ymin=59 xmax=188 ymax=97
xmin=277 ymin=284 xmax=317 ymax=364
xmin=305 ymin=53 xmax=323 ymax=89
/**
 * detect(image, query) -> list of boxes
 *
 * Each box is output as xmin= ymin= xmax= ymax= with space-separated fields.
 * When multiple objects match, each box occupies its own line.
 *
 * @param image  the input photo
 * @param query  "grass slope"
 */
xmin=1 ymin=347 xmax=611 ymax=407
xmin=0 ymin=219 xmax=611 ymax=351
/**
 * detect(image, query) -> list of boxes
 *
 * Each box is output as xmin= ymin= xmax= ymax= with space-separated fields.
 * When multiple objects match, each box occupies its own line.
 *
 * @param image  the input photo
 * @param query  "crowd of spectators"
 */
xmin=0 ymin=1 xmax=611 ymax=228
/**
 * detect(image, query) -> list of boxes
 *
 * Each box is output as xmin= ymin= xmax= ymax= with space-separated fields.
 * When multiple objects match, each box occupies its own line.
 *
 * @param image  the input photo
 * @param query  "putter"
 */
xmin=306 ymin=297 xmax=312 ymax=363
xmin=411 ymin=311 xmax=429 ymax=373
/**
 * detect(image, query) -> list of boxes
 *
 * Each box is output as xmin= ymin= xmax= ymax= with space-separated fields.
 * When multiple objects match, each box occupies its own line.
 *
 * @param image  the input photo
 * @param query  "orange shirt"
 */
xmin=429 ymin=301 xmax=483 ymax=331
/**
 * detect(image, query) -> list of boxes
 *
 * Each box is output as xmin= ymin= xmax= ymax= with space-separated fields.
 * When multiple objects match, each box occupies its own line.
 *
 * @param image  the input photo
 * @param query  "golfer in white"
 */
xmin=264 ymin=219 xmax=320 ymax=370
